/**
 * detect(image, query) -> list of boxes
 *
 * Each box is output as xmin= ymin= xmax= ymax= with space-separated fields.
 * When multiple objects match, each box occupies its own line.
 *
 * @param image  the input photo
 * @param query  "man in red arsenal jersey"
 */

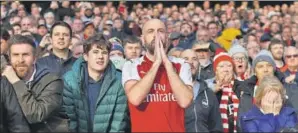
xmin=122 ymin=19 xmax=193 ymax=132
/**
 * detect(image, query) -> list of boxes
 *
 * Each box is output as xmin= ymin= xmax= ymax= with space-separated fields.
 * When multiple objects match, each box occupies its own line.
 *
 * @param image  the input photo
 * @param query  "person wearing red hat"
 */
xmin=205 ymin=48 xmax=242 ymax=133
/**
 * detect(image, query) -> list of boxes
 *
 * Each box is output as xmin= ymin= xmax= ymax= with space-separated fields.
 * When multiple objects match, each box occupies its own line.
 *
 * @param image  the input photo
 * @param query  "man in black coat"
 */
xmin=0 ymin=76 xmax=30 ymax=133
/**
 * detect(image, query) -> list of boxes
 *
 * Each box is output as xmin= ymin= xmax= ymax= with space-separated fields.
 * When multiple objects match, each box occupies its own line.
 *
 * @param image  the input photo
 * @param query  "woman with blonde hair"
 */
xmin=240 ymin=76 xmax=298 ymax=132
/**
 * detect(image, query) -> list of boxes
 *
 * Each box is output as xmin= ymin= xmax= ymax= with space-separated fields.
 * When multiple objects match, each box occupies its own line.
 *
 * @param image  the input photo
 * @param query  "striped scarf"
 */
xmin=219 ymin=81 xmax=239 ymax=133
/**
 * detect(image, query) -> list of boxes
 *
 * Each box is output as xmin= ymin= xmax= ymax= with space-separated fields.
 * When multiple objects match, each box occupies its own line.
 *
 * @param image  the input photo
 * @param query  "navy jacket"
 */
xmin=185 ymin=80 xmax=223 ymax=132
xmin=36 ymin=51 xmax=76 ymax=76
xmin=177 ymin=33 xmax=196 ymax=49
xmin=240 ymin=105 xmax=298 ymax=132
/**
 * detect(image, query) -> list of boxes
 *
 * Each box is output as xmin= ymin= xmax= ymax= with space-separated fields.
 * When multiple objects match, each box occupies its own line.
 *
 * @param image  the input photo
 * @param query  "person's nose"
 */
xmin=18 ymin=55 xmax=25 ymax=63
xmin=97 ymin=53 xmax=104 ymax=59
xmin=132 ymin=48 xmax=136 ymax=53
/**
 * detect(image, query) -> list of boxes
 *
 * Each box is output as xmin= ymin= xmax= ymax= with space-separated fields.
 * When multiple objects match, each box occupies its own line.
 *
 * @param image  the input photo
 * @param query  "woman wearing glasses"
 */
xmin=228 ymin=44 xmax=251 ymax=81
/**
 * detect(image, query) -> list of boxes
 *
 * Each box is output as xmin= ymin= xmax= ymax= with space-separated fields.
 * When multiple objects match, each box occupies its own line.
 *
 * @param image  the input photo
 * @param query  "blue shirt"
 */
xmin=83 ymin=64 xmax=103 ymax=125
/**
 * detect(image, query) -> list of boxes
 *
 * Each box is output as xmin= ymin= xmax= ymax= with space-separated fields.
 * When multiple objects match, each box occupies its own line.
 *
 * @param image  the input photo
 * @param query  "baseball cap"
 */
xmin=169 ymin=32 xmax=181 ymax=40
xmin=260 ymin=34 xmax=271 ymax=42
xmin=192 ymin=42 xmax=210 ymax=50
xmin=83 ymin=21 xmax=95 ymax=29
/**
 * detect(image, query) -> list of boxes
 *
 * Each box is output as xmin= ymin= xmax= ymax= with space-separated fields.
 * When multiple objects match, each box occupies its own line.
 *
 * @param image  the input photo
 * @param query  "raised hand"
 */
xmin=285 ymin=74 xmax=296 ymax=83
xmin=223 ymin=73 xmax=233 ymax=85
xmin=273 ymin=94 xmax=283 ymax=115
xmin=261 ymin=91 xmax=275 ymax=114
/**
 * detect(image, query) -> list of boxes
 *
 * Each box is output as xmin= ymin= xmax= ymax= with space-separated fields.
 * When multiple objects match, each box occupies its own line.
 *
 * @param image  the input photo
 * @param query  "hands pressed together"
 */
xmin=153 ymin=33 xmax=171 ymax=67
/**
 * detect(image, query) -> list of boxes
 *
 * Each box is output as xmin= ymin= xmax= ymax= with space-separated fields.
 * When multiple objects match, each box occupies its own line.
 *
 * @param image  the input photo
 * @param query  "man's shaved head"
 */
xmin=142 ymin=19 xmax=168 ymax=55
xmin=142 ymin=19 xmax=166 ymax=34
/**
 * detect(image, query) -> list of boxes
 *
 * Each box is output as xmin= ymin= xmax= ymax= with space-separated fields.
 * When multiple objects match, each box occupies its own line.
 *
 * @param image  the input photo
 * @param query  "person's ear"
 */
xmin=83 ymin=53 xmax=88 ymax=61
xmin=140 ymin=35 xmax=145 ymax=47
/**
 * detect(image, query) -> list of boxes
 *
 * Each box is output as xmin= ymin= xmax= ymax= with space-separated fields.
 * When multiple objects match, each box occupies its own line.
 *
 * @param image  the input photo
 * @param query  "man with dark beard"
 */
xmin=1 ymin=35 xmax=67 ymax=132
xmin=122 ymin=19 xmax=193 ymax=132
xmin=268 ymin=39 xmax=287 ymax=71
xmin=177 ymin=21 xmax=196 ymax=49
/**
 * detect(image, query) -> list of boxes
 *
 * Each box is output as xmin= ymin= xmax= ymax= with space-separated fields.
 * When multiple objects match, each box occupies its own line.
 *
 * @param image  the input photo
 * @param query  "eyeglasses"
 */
xmin=232 ymin=57 xmax=247 ymax=62
xmin=285 ymin=54 xmax=298 ymax=59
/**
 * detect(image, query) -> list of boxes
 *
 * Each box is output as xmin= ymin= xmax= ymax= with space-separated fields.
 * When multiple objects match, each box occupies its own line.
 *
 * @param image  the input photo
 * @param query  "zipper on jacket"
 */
xmin=79 ymin=72 xmax=93 ymax=132
xmin=44 ymin=121 xmax=53 ymax=132
xmin=193 ymin=90 xmax=209 ymax=132
xmin=193 ymin=105 xmax=198 ymax=132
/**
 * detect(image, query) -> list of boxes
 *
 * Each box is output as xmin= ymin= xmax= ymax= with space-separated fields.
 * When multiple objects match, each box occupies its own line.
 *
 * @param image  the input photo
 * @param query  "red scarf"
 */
xmin=219 ymin=81 xmax=239 ymax=133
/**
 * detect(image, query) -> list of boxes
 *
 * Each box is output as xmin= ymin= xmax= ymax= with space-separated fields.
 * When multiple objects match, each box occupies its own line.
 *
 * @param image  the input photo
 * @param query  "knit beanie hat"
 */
xmin=213 ymin=48 xmax=234 ymax=73
xmin=111 ymin=44 xmax=124 ymax=54
xmin=228 ymin=44 xmax=248 ymax=57
xmin=252 ymin=50 xmax=276 ymax=70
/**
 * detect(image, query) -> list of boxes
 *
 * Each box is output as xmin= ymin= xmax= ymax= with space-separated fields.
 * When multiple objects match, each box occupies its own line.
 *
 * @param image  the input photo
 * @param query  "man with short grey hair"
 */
xmin=44 ymin=11 xmax=56 ymax=29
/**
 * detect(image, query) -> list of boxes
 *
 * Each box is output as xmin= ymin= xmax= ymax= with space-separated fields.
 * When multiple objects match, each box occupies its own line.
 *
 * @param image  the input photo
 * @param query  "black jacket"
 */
xmin=36 ymin=51 xmax=77 ymax=76
xmin=185 ymin=80 xmax=223 ymax=132
xmin=198 ymin=62 xmax=215 ymax=81
xmin=56 ymin=7 xmax=74 ymax=21
xmin=111 ymin=28 xmax=128 ymax=42
xmin=0 ymin=76 xmax=30 ymax=133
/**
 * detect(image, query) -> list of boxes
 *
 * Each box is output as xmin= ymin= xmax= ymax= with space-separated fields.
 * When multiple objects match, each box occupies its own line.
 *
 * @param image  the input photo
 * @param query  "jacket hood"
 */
xmin=49 ymin=50 xmax=74 ymax=62
xmin=33 ymin=63 xmax=51 ymax=83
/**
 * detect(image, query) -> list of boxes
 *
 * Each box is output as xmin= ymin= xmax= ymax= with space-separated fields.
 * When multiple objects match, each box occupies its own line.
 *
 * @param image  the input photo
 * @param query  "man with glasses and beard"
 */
xmin=1 ymin=35 xmax=66 ymax=132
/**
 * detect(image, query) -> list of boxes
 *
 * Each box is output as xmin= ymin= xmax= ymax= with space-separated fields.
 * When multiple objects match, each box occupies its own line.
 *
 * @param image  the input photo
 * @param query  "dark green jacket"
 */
xmin=63 ymin=57 xmax=129 ymax=132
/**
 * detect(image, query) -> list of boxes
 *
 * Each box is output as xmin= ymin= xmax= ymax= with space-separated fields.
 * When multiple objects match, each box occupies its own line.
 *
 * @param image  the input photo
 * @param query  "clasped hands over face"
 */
xmin=154 ymin=33 xmax=170 ymax=66
xmin=261 ymin=90 xmax=283 ymax=116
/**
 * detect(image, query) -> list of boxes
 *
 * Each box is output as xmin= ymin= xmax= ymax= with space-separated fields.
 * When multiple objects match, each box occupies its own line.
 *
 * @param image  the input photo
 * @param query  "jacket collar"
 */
xmin=200 ymin=60 xmax=212 ymax=68
xmin=73 ymin=57 xmax=117 ymax=106
xmin=95 ymin=62 xmax=115 ymax=106
xmin=49 ymin=50 xmax=74 ymax=62
xmin=25 ymin=65 xmax=36 ymax=84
